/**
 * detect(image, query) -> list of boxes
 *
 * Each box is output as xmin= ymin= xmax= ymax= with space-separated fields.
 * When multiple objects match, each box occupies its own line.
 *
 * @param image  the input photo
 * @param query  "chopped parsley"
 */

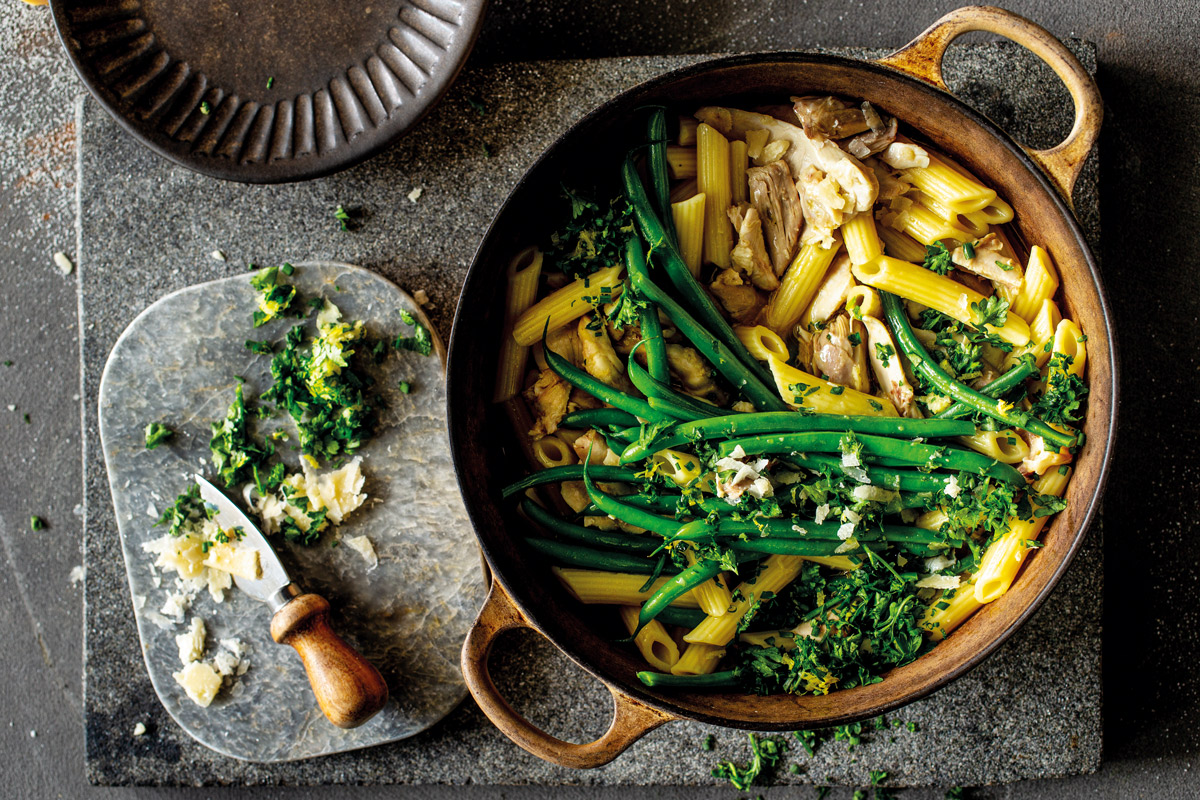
xmin=394 ymin=310 xmax=434 ymax=357
xmin=398 ymin=381 xmax=412 ymax=394
xmin=922 ymin=241 xmax=953 ymax=275
xmin=209 ymin=380 xmax=274 ymax=487
xmin=249 ymin=265 xmax=298 ymax=327
xmin=711 ymin=733 xmax=787 ymax=790
xmin=545 ymin=186 xmax=635 ymax=279
xmin=874 ymin=343 xmax=894 ymax=367
xmin=1030 ymin=353 xmax=1088 ymax=426
xmin=829 ymin=385 xmax=845 ymax=395
xmin=154 ymin=484 xmax=210 ymax=537
xmin=30 ymin=515 xmax=44 ymax=531
xmin=143 ymin=422 xmax=174 ymax=450
xmin=465 ymin=95 xmax=486 ymax=115
xmin=961 ymin=241 xmax=976 ymax=259
xmin=996 ymin=259 xmax=1013 ymax=271
xmin=701 ymin=734 xmax=715 ymax=751
xmin=969 ymin=295 xmax=1009 ymax=329
xmin=334 ymin=205 xmax=353 ymax=231
xmin=848 ymin=332 xmax=862 ymax=346
xmin=199 ymin=101 xmax=211 ymax=115
xmin=266 ymin=76 xmax=274 ymax=89
xmin=245 ymin=339 xmax=274 ymax=355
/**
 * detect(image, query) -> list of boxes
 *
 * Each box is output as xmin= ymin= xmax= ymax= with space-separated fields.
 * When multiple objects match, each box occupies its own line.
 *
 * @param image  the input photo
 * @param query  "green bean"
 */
xmin=625 ymin=243 xmax=789 ymax=412
xmin=583 ymin=468 xmax=684 ymax=537
xmin=717 ymin=432 xmax=1024 ymax=484
xmin=580 ymin=492 xmax=681 ymax=517
xmin=604 ymin=427 xmax=638 ymax=446
xmin=637 ymin=669 xmax=741 ymax=689
xmin=667 ymin=518 xmax=939 ymax=545
xmin=654 ymin=606 xmax=709 ymax=628
xmin=934 ymin=358 xmax=1038 ymax=420
xmin=619 ymin=411 xmax=975 ymax=464
xmin=544 ymin=339 xmax=665 ymax=423
xmin=881 ymin=291 xmax=1074 ymax=449
xmin=788 ymin=453 xmax=958 ymax=493
xmin=637 ymin=558 xmax=724 ymax=632
xmin=621 ymin=163 xmax=780 ymax=391
xmin=728 ymin=539 xmax=885 ymax=557
xmin=646 ymin=108 xmax=678 ymax=249
xmin=522 ymin=498 xmax=660 ymax=554
xmin=645 ymin=395 xmax=717 ymax=422
xmin=627 ymin=353 xmax=729 ymax=421
xmin=638 ymin=302 xmax=671 ymax=384
xmin=561 ymin=408 xmax=641 ymax=430
xmin=501 ymin=465 xmax=646 ymax=498
xmin=524 ymin=537 xmax=679 ymax=574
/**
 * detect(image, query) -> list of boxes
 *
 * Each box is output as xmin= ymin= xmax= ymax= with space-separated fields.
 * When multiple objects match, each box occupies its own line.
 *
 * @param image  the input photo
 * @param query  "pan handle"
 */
xmin=461 ymin=579 xmax=675 ymax=769
xmin=876 ymin=5 xmax=1102 ymax=206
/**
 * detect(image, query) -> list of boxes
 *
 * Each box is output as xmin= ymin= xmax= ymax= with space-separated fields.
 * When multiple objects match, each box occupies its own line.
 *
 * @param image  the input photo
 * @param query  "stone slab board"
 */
xmin=81 ymin=44 xmax=1102 ymax=786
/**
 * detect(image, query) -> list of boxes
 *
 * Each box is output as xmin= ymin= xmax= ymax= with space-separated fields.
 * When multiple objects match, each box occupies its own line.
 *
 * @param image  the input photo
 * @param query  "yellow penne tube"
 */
xmin=738 ymin=630 xmax=797 ymax=650
xmin=666 ymin=144 xmax=697 ymax=180
xmin=845 ymin=285 xmax=883 ymax=319
xmin=903 ymin=150 xmax=997 ymax=214
xmin=697 ymin=123 xmax=733 ymax=269
xmin=913 ymin=191 xmax=989 ymax=237
xmin=767 ymin=356 xmax=898 ymax=416
xmin=852 ymin=256 xmax=1031 ymax=346
xmin=841 ymin=212 xmax=883 ymax=266
xmin=670 ymin=177 xmax=699 ymax=203
xmin=671 ymin=192 xmax=706 ymax=277
xmin=957 ymin=429 xmax=1030 ymax=464
xmin=684 ymin=555 xmax=806 ymax=645
xmin=762 ymin=240 xmax=842 ymax=334
xmin=734 ymin=325 xmax=789 ymax=362
xmin=493 ymin=247 xmax=544 ymax=401
xmin=1010 ymin=245 xmax=1059 ymax=322
xmin=921 ymin=580 xmax=981 ymax=640
xmin=552 ymin=567 xmax=702 ymax=608
xmin=512 ymin=264 xmax=624 ymax=346
xmin=800 ymin=555 xmax=862 ymax=571
xmin=1003 ymin=298 xmax=1061 ymax=371
xmin=729 ymin=139 xmax=749 ymax=204
xmin=877 ymin=224 xmax=928 ymax=264
xmin=684 ymin=548 xmax=732 ymax=618
xmin=677 ymin=116 xmax=698 ymax=146
xmin=618 ymin=606 xmax=680 ymax=672
xmin=973 ymin=468 xmax=1071 ymax=604
xmin=916 ymin=508 xmax=949 ymax=531
xmin=532 ymin=435 xmax=576 ymax=468
xmin=652 ymin=448 xmax=707 ymax=488
xmin=1050 ymin=319 xmax=1087 ymax=376
xmin=890 ymin=200 xmax=975 ymax=246
xmin=671 ymin=642 xmax=725 ymax=676
xmin=977 ymin=196 xmax=1014 ymax=224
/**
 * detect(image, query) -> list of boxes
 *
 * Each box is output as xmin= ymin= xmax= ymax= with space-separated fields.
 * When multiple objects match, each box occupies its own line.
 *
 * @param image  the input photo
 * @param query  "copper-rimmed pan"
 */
xmin=447 ymin=5 xmax=1115 ymax=769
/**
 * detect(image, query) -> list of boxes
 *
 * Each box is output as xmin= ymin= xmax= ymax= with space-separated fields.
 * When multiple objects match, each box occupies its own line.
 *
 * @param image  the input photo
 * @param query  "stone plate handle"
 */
xmin=461 ymin=580 xmax=676 ymax=768
xmin=876 ymin=5 xmax=1103 ymax=205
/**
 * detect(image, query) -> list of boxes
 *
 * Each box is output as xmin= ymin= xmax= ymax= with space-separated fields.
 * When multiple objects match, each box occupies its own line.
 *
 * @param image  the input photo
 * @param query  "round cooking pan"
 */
xmin=447 ymin=5 xmax=1115 ymax=769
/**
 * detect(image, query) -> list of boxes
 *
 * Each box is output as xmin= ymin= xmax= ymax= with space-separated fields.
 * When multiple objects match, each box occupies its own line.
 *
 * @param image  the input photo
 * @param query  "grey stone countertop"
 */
xmin=2 ymin=1 xmax=1199 ymax=799
xmin=80 ymin=43 xmax=1101 ymax=788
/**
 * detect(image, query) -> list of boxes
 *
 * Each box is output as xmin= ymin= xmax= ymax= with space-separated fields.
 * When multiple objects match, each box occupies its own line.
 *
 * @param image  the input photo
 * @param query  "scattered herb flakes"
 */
xmin=968 ymin=295 xmax=1009 ymax=329
xmin=200 ymin=101 xmax=212 ymax=115
xmin=1030 ymin=353 xmax=1088 ymax=426
xmin=545 ymin=185 xmax=636 ymax=279
xmin=945 ymin=787 xmax=966 ymax=799
xmin=245 ymin=339 xmax=274 ymax=355
xmin=961 ymin=240 xmax=976 ymax=259
xmin=397 ymin=380 xmax=412 ymax=394
xmin=815 ymin=788 xmax=831 ymax=800
xmin=465 ymin=95 xmax=486 ymax=115
xmin=711 ymin=733 xmax=787 ymax=791
xmin=144 ymin=422 xmax=174 ymax=450
xmin=249 ymin=265 xmax=298 ymax=327
xmin=874 ymin=342 xmax=894 ymax=367
xmin=3 ymin=361 xmax=12 ymax=367
xmin=848 ymin=332 xmax=862 ymax=346
xmin=23 ymin=413 xmax=30 ymax=424
xmin=394 ymin=309 xmax=434 ymax=357
xmin=154 ymin=484 xmax=208 ymax=537
xmin=334 ymin=205 xmax=354 ymax=231
xmin=701 ymin=734 xmax=715 ymax=751
xmin=480 ymin=143 xmax=492 ymax=158
xmin=209 ymin=380 xmax=274 ymax=487
xmin=30 ymin=515 xmax=45 ymax=531
xmin=922 ymin=241 xmax=953 ymax=276
xmin=266 ymin=76 xmax=274 ymax=89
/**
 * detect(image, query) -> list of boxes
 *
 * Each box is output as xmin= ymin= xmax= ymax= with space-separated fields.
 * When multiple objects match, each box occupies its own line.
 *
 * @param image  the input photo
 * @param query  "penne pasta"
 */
xmin=902 ymin=150 xmax=997 ymax=214
xmin=697 ymin=123 xmax=734 ymax=269
xmin=671 ymin=192 xmax=707 ymax=277
xmin=729 ymin=139 xmax=749 ymax=205
xmin=888 ymin=200 xmax=975 ymax=246
xmin=914 ymin=191 xmax=989 ymax=237
xmin=618 ymin=606 xmax=680 ymax=672
xmin=532 ymin=434 xmax=576 ymax=468
xmin=921 ymin=580 xmax=982 ymax=640
xmin=1010 ymin=245 xmax=1059 ymax=322
xmin=763 ymin=240 xmax=842 ymax=334
xmin=957 ymin=429 xmax=1030 ymax=464
xmin=684 ymin=548 xmax=733 ymax=618
xmin=493 ymin=247 xmax=544 ymax=402
xmin=877 ymin=224 xmax=927 ymax=264
xmin=845 ymin=285 xmax=883 ymax=319
xmin=666 ymin=144 xmax=698 ymax=180
xmin=767 ymin=356 xmax=898 ymax=416
xmin=512 ymin=265 xmax=624 ymax=347
xmin=735 ymin=325 xmax=790 ymax=362
xmin=852 ymin=255 xmax=1031 ymax=346
xmin=677 ymin=115 xmax=698 ymax=146
xmin=684 ymin=555 xmax=807 ymax=646
xmin=553 ymin=567 xmax=702 ymax=608
xmin=841 ymin=212 xmax=883 ymax=266
xmin=1050 ymin=318 xmax=1087 ymax=376
xmin=671 ymin=642 xmax=726 ymax=676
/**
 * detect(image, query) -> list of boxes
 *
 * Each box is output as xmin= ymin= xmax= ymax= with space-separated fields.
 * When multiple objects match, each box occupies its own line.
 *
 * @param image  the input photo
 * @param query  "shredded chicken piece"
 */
xmin=545 ymin=323 xmax=583 ymax=367
xmin=667 ymin=344 xmax=726 ymax=403
xmin=709 ymin=269 xmax=764 ymax=323
xmin=559 ymin=480 xmax=589 ymax=513
xmin=695 ymin=106 xmax=877 ymax=245
xmin=864 ymin=158 xmax=911 ymax=202
xmin=566 ymin=387 xmax=602 ymax=413
xmin=811 ymin=314 xmax=870 ymax=392
xmin=953 ymin=270 xmax=995 ymax=297
xmin=573 ymin=429 xmax=622 ymax=466
xmin=523 ymin=369 xmax=569 ymax=436
xmin=728 ymin=204 xmax=780 ymax=291
xmin=862 ymin=315 xmax=917 ymax=416
xmin=881 ymin=140 xmax=930 ymax=169
xmin=805 ymin=253 xmax=856 ymax=327
xmin=577 ymin=315 xmax=636 ymax=393
xmin=1020 ymin=434 xmax=1072 ymax=477
xmin=747 ymin=160 xmax=804 ymax=274
xmin=792 ymin=96 xmax=871 ymax=139
xmin=843 ymin=104 xmax=898 ymax=158
xmin=951 ymin=233 xmax=1024 ymax=292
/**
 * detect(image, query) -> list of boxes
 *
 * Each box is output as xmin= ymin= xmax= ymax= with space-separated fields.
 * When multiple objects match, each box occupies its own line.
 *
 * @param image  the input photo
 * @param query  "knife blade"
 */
xmin=194 ymin=474 xmax=389 ymax=728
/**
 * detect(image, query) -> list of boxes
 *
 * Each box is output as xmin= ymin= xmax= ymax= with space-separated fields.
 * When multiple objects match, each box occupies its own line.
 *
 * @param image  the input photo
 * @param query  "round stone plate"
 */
xmin=50 ymin=0 xmax=488 ymax=183
xmin=98 ymin=262 xmax=486 ymax=762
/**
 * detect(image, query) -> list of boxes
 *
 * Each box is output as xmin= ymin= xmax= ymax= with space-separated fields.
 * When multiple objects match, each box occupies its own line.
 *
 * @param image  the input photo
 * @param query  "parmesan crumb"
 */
xmin=344 ymin=535 xmax=379 ymax=571
xmin=133 ymin=722 xmax=147 ymax=737
xmin=53 ymin=251 xmax=74 ymax=275
xmin=210 ymin=250 xmax=226 ymax=262
xmin=407 ymin=186 xmax=423 ymax=203
xmin=944 ymin=474 xmax=961 ymax=498
xmin=68 ymin=565 xmax=85 ymax=587
xmin=413 ymin=289 xmax=429 ymax=306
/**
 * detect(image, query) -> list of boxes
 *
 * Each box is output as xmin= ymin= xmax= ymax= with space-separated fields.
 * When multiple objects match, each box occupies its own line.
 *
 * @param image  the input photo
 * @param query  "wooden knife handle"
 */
xmin=270 ymin=593 xmax=389 ymax=729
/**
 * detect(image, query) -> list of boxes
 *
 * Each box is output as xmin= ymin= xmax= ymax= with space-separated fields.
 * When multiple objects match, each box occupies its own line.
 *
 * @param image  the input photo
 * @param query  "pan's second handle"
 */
xmin=462 ymin=581 xmax=675 ymax=769
xmin=271 ymin=593 xmax=390 ymax=729
xmin=876 ymin=5 xmax=1102 ymax=205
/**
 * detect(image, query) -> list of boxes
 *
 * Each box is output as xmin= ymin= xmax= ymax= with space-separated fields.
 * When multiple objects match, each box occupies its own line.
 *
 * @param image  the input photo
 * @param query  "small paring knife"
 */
xmin=194 ymin=474 xmax=389 ymax=729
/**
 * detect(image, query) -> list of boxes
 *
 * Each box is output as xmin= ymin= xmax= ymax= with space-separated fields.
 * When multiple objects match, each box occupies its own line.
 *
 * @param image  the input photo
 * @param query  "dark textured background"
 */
xmin=1 ymin=0 xmax=1197 ymax=798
